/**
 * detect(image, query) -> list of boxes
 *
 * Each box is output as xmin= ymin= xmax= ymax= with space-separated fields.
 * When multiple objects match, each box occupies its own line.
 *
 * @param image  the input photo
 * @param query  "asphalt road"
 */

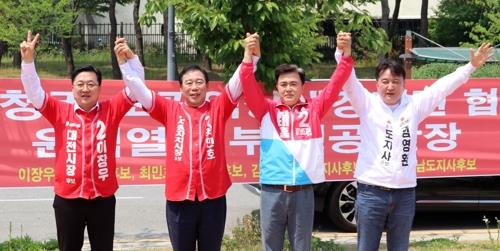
xmin=1 ymin=184 xmax=497 ymax=249
xmin=0 ymin=184 xmax=260 ymax=247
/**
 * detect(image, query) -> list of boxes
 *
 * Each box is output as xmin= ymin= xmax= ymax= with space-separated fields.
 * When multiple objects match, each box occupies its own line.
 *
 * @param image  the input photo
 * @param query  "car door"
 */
xmin=416 ymin=176 xmax=481 ymax=211
xmin=478 ymin=175 xmax=500 ymax=210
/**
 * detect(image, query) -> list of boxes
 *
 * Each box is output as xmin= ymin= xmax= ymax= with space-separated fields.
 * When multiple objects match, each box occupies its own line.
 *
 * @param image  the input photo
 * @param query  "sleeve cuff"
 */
xmin=464 ymin=62 xmax=475 ymax=75
xmin=129 ymin=55 xmax=141 ymax=64
xmin=119 ymin=62 xmax=133 ymax=72
xmin=252 ymin=55 xmax=260 ymax=65
xmin=21 ymin=62 xmax=37 ymax=74
xmin=341 ymin=55 xmax=354 ymax=64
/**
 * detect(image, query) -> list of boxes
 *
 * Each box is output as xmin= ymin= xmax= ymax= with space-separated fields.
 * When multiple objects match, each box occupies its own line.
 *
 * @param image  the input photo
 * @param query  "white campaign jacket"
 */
xmin=336 ymin=50 xmax=475 ymax=188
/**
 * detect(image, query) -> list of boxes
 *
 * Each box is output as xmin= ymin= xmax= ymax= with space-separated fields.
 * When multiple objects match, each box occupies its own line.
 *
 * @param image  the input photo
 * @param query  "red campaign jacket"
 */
xmin=148 ymin=86 xmax=236 ymax=201
xmin=39 ymin=91 xmax=134 ymax=199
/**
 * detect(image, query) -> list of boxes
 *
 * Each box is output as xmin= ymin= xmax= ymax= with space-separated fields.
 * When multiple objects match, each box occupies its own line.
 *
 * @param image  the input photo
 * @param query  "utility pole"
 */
xmin=167 ymin=5 xmax=176 ymax=80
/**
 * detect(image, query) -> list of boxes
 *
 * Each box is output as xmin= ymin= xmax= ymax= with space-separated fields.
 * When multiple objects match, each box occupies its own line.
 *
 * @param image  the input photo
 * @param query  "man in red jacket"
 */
xmin=20 ymin=31 xmax=136 ymax=251
xmin=115 ymin=36 xmax=259 ymax=251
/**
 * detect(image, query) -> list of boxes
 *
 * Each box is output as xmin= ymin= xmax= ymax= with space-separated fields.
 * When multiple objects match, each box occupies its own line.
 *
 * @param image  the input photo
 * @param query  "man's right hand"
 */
xmin=20 ymin=31 xmax=40 ymax=64
xmin=114 ymin=37 xmax=135 ymax=65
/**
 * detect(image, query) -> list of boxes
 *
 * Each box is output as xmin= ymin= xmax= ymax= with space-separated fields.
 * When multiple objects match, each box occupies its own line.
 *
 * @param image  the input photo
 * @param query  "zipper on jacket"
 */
xmin=75 ymin=114 xmax=86 ymax=198
xmin=290 ymin=107 xmax=296 ymax=185
xmin=181 ymin=106 xmax=194 ymax=200
xmin=90 ymin=112 xmax=100 ymax=197
xmin=198 ymin=113 xmax=208 ymax=199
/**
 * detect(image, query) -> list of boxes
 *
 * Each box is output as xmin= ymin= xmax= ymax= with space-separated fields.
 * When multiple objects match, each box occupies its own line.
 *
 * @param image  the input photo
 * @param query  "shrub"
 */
xmin=412 ymin=62 xmax=500 ymax=79
xmin=0 ymin=236 xmax=58 ymax=251
xmin=222 ymin=210 xmax=348 ymax=250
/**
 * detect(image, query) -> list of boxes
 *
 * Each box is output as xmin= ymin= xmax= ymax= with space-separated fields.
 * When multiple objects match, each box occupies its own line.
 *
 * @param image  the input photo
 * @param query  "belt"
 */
xmin=263 ymin=184 xmax=312 ymax=192
xmin=359 ymin=183 xmax=414 ymax=191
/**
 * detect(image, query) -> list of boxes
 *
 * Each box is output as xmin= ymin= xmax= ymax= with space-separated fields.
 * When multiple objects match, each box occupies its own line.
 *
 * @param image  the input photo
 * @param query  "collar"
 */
xmin=376 ymin=90 xmax=409 ymax=109
xmin=275 ymin=96 xmax=308 ymax=109
xmin=73 ymin=102 xmax=100 ymax=113
xmin=182 ymin=100 xmax=208 ymax=109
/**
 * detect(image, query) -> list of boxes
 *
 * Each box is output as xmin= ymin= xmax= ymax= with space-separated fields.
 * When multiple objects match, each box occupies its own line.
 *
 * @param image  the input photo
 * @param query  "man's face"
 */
xmin=276 ymin=72 xmax=303 ymax=107
xmin=72 ymin=71 xmax=101 ymax=111
xmin=376 ymin=69 xmax=405 ymax=106
xmin=180 ymin=70 xmax=207 ymax=107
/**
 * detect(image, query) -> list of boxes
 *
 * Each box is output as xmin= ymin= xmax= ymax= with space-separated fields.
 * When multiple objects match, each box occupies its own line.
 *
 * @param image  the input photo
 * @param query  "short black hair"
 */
xmin=375 ymin=59 xmax=406 ymax=80
xmin=71 ymin=65 xmax=102 ymax=85
xmin=274 ymin=64 xmax=306 ymax=85
xmin=178 ymin=65 xmax=209 ymax=86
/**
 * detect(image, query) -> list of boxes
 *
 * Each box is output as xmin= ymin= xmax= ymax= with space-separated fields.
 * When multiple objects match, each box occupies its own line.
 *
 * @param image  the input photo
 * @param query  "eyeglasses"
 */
xmin=182 ymin=79 xmax=206 ymax=86
xmin=73 ymin=81 xmax=99 ymax=90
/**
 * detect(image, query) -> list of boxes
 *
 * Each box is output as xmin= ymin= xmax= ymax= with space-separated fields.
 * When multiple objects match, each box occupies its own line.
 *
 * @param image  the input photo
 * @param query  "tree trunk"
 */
xmin=420 ymin=0 xmax=429 ymax=46
xmin=133 ymin=0 xmax=145 ymax=66
xmin=389 ymin=0 xmax=402 ymax=38
xmin=380 ymin=0 xmax=390 ymax=60
xmin=0 ymin=41 xmax=6 ymax=66
xmin=62 ymin=37 xmax=75 ymax=77
xmin=202 ymin=53 xmax=212 ymax=71
xmin=109 ymin=0 xmax=121 ymax=79
xmin=380 ymin=0 xmax=390 ymax=35
xmin=12 ymin=51 xmax=21 ymax=68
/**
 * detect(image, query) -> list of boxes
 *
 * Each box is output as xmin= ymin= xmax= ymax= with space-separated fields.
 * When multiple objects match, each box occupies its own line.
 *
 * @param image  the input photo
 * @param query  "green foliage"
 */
xmin=141 ymin=0 xmax=390 ymax=90
xmin=333 ymin=9 xmax=391 ymax=60
xmin=0 ymin=0 xmax=75 ymax=53
xmin=409 ymin=238 xmax=465 ymax=249
xmin=143 ymin=0 xmax=324 ymax=90
xmin=412 ymin=62 xmax=500 ymax=79
xmin=0 ymin=236 xmax=58 ymax=251
xmin=222 ymin=210 xmax=348 ymax=251
xmin=222 ymin=210 xmax=261 ymax=250
xmin=429 ymin=0 xmax=500 ymax=47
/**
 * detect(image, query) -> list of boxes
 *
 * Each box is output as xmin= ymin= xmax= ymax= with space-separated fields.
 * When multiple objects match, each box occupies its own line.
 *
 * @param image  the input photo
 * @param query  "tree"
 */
xmin=378 ymin=0 xmax=402 ymax=54
xmin=429 ymin=0 xmax=499 ymax=47
xmin=0 ymin=0 xmax=75 ymax=68
xmin=58 ymin=0 xmax=131 ymax=77
xmin=380 ymin=0 xmax=389 ymax=35
xmin=466 ymin=0 xmax=499 ymax=46
xmin=51 ymin=0 xmax=115 ymax=76
xmin=133 ymin=0 xmax=145 ymax=65
xmin=389 ymin=0 xmax=402 ymax=38
xmin=142 ymin=0 xmax=390 ymax=89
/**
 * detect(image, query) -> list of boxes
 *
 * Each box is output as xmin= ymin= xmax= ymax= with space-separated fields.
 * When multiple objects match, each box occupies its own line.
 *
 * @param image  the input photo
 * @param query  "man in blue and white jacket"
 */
xmin=241 ymin=33 xmax=354 ymax=251
xmin=335 ymin=33 xmax=493 ymax=251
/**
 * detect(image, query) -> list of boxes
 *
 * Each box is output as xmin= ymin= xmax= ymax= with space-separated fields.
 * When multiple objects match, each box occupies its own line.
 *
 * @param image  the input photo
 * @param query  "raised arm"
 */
xmin=314 ymin=32 xmax=354 ymax=117
xmin=334 ymin=32 xmax=371 ymax=116
xmin=240 ymin=32 xmax=268 ymax=121
xmin=20 ymin=31 xmax=45 ymax=109
xmin=226 ymin=33 xmax=260 ymax=101
xmin=414 ymin=43 xmax=494 ymax=122
xmin=115 ymin=38 xmax=153 ymax=110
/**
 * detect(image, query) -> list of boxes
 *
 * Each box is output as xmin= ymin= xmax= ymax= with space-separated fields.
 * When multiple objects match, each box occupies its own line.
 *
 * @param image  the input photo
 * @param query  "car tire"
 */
xmin=327 ymin=181 xmax=358 ymax=232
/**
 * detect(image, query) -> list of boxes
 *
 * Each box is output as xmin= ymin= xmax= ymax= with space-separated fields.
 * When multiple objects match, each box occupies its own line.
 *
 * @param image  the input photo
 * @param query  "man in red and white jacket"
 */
xmin=20 ymin=31 xmax=136 ymax=251
xmin=115 ymin=36 xmax=259 ymax=251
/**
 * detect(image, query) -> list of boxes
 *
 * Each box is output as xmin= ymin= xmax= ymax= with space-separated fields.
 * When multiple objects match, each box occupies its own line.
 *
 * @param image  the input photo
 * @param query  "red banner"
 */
xmin=1 ymin=77 xmax=499 ymax=187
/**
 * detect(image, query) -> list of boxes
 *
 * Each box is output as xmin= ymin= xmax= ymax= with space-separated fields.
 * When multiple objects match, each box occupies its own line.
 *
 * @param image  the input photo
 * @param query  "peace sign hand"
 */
xmin=20 ymin=31 xmax=40 ymax=63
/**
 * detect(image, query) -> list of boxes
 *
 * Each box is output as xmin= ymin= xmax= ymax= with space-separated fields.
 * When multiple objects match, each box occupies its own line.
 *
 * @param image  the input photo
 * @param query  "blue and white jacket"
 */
xmin=240 ymin=56 xmax=354 ymax=185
